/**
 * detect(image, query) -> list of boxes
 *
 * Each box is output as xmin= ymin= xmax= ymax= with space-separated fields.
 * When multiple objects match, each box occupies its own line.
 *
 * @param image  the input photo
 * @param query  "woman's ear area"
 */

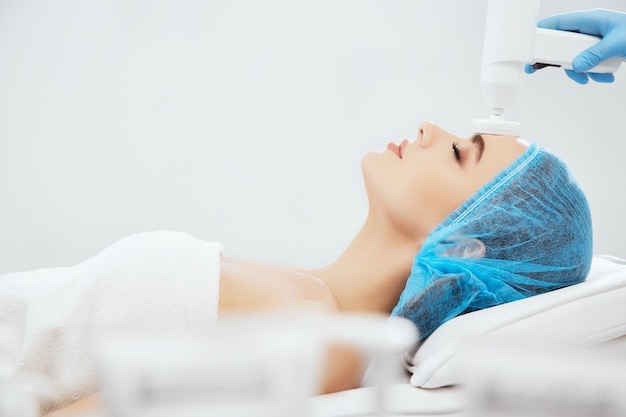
xmin=442 ymin=238 xmax=486 ymax=258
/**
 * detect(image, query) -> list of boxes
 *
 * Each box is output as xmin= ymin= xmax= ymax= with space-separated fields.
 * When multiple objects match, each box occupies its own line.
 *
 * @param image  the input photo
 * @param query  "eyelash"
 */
xmin=452 ymin=142 xmax=461 ymax=161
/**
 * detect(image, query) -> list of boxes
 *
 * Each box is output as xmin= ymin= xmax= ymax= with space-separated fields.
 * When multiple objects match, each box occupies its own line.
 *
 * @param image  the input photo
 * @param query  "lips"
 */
xmin=387 ymin=139 xmax=408 ymax=159
xmin=387 ymin=142 xmax=401 ymax=159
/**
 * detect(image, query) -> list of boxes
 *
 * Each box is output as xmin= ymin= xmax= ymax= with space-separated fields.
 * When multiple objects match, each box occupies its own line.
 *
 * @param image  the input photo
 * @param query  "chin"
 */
xmin=361 ymin=150 xmax=390 ymax=203
xmin=360 ymin=151 xmax=379 ymax=184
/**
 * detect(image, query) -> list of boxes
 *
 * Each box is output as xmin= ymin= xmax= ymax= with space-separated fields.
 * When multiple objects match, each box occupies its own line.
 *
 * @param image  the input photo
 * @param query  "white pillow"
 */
xmin=405 ymin=255 xmax=626 ymax=388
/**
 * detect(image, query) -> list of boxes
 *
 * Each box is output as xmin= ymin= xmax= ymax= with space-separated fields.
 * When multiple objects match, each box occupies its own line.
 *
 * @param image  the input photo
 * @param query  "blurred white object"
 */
xmin=309 ymin=384 xmax=467 ymax=417
xmin=0 ymin=375 xmax=58 ymax=417
xmin=471 ymin=0 xmax=623 ymax=136
xmin=463 ymin=341 xmax=626 ymax=417
xmin=0 ymin=380 xmax=38 ymax=417
xmin=92 ymin=323 xmax=323 ymax=417
xmin=91 ymin=313 xmax=417 ymax=417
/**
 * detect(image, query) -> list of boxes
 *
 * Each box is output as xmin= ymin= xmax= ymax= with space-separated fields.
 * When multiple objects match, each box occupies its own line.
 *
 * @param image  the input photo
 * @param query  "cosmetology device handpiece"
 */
xmin=471 ymin=0 xmax=623 ymax=137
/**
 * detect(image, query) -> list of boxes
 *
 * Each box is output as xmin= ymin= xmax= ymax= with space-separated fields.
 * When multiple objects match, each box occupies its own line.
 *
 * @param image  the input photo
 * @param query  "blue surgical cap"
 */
xmin=391 ymin=143 xmax=593 ymax=341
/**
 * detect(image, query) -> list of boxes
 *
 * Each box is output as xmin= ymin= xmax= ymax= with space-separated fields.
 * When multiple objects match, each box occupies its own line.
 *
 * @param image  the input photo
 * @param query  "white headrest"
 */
xmin=405 ymin=255 xmax=626 ymax=388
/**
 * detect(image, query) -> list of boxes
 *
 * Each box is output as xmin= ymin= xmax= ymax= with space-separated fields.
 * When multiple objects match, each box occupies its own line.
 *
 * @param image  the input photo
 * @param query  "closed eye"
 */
xmin=452 ymin=142 xmax=461 ymax=161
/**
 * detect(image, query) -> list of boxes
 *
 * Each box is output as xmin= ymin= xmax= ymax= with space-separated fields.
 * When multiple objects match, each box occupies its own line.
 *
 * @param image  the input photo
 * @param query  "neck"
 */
xmin=310 ymin=208 xmax=423 ymax=314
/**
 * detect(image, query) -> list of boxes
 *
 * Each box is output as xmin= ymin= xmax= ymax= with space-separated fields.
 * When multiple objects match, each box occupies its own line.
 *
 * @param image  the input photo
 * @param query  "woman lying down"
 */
xmin=0 ymin=121 xmax=592 ymax=414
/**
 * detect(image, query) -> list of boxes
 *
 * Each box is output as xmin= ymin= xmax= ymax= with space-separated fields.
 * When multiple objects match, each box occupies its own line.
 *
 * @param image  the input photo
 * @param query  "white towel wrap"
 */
xmin=0 ymin=231 xmax=222 ymax=413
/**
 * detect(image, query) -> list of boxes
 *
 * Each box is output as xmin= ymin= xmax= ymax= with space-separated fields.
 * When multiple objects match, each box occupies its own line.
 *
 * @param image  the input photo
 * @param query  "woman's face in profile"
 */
xmin=362 ymin=121 xmax=528 ymax=240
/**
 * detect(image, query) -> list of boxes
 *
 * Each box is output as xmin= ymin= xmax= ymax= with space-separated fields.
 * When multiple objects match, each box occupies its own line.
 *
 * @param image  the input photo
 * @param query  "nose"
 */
xmin=417 ymin=121 xmax=434 ymax=148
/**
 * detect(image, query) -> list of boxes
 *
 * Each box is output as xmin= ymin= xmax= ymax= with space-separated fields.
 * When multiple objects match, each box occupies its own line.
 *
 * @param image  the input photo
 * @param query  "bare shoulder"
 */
xmin=218 ymin=258 xmax=340 ymax=314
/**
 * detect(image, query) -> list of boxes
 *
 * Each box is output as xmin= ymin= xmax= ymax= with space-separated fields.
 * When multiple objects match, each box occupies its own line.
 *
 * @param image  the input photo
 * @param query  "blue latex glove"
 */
xmin=525 ymin=9 xmax=626 ymax=84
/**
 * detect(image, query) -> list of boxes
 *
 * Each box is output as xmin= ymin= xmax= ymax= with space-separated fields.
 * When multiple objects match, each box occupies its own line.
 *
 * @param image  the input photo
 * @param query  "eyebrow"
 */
xmin=472 ymin=134 xmax=485 ymax=162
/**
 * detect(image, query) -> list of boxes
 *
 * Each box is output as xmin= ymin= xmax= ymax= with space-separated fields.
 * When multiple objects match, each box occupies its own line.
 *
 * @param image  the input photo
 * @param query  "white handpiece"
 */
xmin=471 ymin=0 xmax=623 ymax=137
xmin=471 ymin=0 xmax=539 ymax=137
xmin=533 ymin=28 xmax=623 ymax=73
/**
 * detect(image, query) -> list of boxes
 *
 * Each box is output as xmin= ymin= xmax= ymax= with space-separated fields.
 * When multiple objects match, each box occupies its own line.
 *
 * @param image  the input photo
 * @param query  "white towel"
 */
xmin=0 ymin=231 xmax=222 ymax=414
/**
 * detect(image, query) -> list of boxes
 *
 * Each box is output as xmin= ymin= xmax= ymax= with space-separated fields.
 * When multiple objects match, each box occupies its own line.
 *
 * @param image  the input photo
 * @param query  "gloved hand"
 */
xmin=525 ymin=9 xmax=626 ymax=84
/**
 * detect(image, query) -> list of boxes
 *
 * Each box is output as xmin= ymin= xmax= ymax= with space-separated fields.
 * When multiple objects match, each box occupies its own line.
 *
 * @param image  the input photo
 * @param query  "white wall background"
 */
xmin=1 ymin=0 xmax=625 ymax=273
